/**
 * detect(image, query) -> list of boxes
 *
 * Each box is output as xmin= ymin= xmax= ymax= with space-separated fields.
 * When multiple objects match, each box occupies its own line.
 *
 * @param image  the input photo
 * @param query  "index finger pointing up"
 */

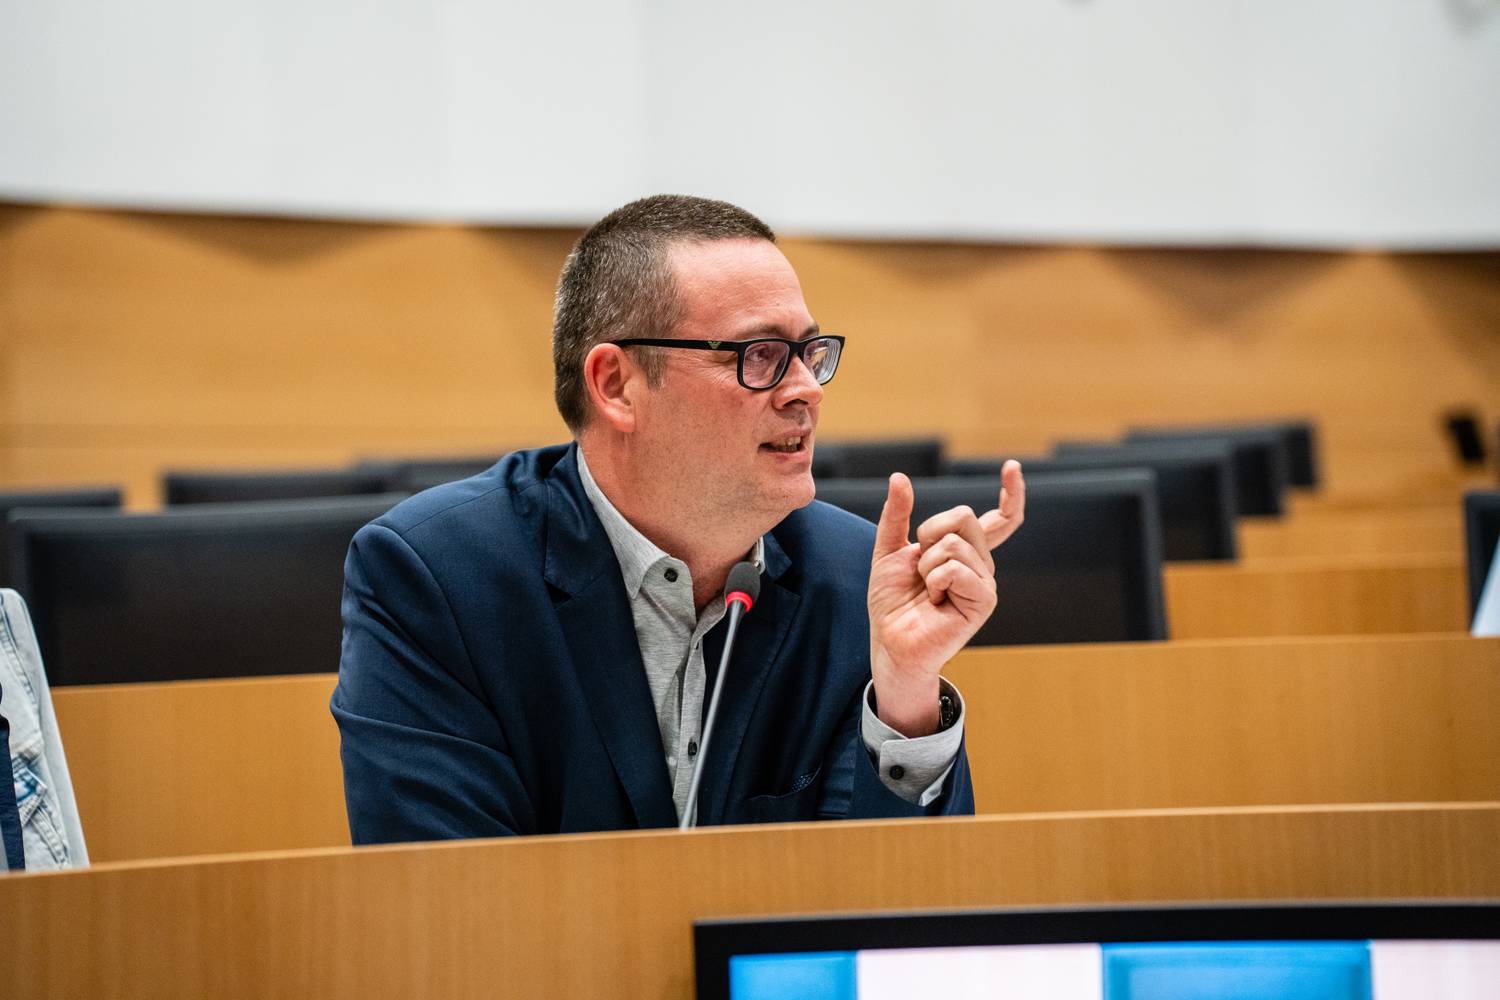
xmin=873 ymin=472 xmax=915 ymax=560
xmin=978 ymin=459 xmax=1025 ymax=550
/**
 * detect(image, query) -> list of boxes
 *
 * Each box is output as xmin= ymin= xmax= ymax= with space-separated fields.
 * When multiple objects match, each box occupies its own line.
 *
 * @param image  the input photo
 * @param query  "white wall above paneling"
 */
xmin=2 ymin=0 xmax=1497 ymax=246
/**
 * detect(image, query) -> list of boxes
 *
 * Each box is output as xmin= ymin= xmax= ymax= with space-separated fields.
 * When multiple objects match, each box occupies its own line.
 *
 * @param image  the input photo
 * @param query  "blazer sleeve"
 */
xmin=332 ymin=523 xmax=536 ymax=843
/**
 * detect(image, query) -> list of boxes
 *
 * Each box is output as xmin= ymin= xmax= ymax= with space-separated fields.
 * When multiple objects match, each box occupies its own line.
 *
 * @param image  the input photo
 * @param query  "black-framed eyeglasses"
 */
xmin=612 ymin=335 xmax=845 ymax=391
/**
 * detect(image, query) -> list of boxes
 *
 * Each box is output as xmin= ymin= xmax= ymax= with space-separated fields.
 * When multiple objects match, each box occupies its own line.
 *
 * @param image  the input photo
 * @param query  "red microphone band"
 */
xmin=726 ymin=591 xmax=754 ymax=613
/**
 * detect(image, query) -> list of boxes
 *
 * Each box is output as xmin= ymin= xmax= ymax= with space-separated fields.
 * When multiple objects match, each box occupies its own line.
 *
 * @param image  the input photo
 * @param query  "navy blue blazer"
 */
xmin=333 ymin=444 xmax=973 ymax=843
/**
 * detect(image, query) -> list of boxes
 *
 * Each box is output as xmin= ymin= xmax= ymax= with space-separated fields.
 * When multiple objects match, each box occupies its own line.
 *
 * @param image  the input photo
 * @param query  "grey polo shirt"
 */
xmin=577 ymin=449 xmax=963 ymax=822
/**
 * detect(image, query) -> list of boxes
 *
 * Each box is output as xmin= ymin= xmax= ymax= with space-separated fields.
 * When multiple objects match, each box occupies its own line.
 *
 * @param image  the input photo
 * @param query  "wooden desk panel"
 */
xmin=52 ymin=636 xmax=1500 ymax=863
xmin=946 ymin=635 xmax=1500 ymax=815
xmin=1286 ymin=475 xmax=1493 ymax=515
xmin=1 ymin=804 xmax=1496 ymax=1000
xmin=51 ymin=674 xmax=345 ymax=862
xmin=1165 ymin=555 xmax=1469 ymax=637
xmin=1239 ymin=507 xmax=1463 ymax=560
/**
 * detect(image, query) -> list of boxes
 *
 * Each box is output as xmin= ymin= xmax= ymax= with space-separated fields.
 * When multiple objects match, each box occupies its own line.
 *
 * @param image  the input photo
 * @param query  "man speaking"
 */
xmin=332 ymin=195 xmax=1024 ymax=841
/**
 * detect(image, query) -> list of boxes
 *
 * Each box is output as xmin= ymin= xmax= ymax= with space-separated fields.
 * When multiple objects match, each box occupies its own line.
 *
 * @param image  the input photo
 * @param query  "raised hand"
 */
xmin=866 ymin=461 xmax=1025 ymax=736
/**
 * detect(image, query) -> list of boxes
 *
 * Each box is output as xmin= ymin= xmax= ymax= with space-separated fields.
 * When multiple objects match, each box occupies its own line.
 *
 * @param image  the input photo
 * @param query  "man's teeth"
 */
xmin=768 ymin=437 xmax=803 ymax=453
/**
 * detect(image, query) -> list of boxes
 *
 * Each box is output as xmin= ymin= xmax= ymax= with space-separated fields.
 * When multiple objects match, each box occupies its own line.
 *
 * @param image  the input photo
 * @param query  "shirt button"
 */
xmin=688 ymin=741 xmax=699 ymax=758
xmin=664 ymin=568 xmax=678 ymax=583
xmin=888 ymin=764 xmax=905 ymax=780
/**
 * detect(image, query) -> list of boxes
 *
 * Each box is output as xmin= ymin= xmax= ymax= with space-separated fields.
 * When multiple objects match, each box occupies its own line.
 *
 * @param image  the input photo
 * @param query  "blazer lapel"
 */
xmin=697 ymin=533 xmax=800 ymax=825
xmin=543 ymin=447 xmax=677 ymax=830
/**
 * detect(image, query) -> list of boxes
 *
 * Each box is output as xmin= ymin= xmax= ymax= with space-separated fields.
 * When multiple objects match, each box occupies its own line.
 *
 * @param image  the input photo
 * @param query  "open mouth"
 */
xmin=761 ymin=436 xmax=806 ymax=454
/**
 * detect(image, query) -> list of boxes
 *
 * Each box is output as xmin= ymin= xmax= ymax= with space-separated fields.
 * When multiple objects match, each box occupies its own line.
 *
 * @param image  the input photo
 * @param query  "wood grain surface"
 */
xmin=52 ymin=635 xmax=1500 ymax=862
xmin=1165 ymin=554 xmax=1469 ymax=637
xmin=2 ymin=205 xmax=1495 ymax=506
xmin=946 ymin=634 xmax=1500 ymax=815
xmin=1 ymin=803 xmax=1496 ymax=999
xmin=1238 ymin=506 xmax=1464 ymax=560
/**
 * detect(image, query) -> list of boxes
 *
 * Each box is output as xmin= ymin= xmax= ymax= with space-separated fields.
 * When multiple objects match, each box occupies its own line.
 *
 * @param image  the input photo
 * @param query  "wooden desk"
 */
xmin=1239 ymin=507 xmax=1463 ymax=560
xmin=53 ymin=635 xmax=1500 ymax=863
xmin=1165 ymin=554 xmax=1468 ymax=637
xmin=947 ymin=635 xmax=1500 ymax=814
xmin=1 ymin=803 xmax=1495 ymax=999
xmin=53 ymin=673 xmax=345 ymax=862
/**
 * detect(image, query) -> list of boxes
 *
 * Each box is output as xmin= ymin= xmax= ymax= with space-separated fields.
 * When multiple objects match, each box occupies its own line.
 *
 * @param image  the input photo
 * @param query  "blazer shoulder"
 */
xmin=371 ymin=446 xmax=568 ymax=540
xmin=350 ymin=446 xmax=570 ymax=584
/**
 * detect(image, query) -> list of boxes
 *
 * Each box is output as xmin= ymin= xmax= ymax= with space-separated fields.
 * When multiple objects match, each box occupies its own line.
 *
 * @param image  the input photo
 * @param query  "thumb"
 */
xmin=872 ymin=473 xmax=914 ymax=560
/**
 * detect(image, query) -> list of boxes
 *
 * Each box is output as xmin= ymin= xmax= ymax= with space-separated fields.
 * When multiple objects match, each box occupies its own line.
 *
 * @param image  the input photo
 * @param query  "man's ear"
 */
xmin=582 ymin=342 xmax=641 ymax=433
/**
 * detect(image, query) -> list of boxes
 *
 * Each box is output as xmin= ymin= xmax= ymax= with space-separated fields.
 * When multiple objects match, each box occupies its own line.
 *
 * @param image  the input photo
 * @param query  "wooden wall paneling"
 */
xmin=3 ymin=206 xmax=1497 ymax=506
xmin=1 ymin=804 xmax=1496 ymax=1000
xmin=0 ymin=207 xmax=575 ymax=505
xmin=1164 ymin=554 xmax=1470 ymax=638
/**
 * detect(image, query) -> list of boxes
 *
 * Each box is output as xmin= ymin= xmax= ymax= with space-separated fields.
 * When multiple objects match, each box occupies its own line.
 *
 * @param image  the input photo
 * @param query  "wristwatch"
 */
xmin=938 ymin=692 xmax=958 ymax=731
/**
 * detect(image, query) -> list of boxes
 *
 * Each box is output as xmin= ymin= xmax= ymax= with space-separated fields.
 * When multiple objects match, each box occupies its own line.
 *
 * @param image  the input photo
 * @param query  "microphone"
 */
xmin=680 ymin=560 xmax=761 ymax=830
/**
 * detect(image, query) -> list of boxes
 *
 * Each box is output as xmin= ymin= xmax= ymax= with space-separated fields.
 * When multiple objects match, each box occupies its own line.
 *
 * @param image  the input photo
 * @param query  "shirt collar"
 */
xmin=576 ymin=445 xmax=766 ymax=599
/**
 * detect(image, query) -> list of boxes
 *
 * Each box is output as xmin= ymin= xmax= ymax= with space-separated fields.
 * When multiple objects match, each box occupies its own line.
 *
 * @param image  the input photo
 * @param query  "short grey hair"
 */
xmin=552 ymin=194 xmax=776 ymax=432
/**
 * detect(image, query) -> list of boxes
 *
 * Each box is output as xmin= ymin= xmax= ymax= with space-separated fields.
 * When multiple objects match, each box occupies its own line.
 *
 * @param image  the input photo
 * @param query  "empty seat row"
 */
xmin=163 ymin=455 xmax=503 ymax=505
xmin=3 ymin=470 xmax=1166 ymax=685
xmin=9 ymin=419 xmax=1419 ymax=690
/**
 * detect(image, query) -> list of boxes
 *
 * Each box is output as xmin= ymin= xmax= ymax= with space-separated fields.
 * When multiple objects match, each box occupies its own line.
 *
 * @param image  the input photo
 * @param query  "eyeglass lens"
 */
xmin=742 ymin=337 xmax=842 ymax=389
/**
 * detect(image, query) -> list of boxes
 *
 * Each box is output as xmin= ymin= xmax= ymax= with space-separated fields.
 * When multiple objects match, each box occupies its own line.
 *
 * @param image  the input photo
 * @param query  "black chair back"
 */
xmin=6 ymin=494 xmax=406 ymax=685
xmin=951 ymin=445 xmax=1237 ymax=562
xmin=352 ymin=456 xmax=504 ymax=493
xmin=1107 ymin=430 xmax=1290 ymax=516
xmin=0 ymin=487 xmax=122 ymax=586
xmin=1126 ymin=420 xmax=1320 ymax=489
xmin=164 ymin=469 xmax=392 ymax=505
xmin=811 ymin=438 xmax=945 ymax=480
xmin=814 ymin=470 xmax=1167 ymax=645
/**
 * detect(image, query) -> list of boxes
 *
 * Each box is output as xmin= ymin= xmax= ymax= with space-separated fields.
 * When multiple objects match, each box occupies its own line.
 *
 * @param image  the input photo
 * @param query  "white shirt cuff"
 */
xmin=860 ymin=678 xmax=965 ymax=806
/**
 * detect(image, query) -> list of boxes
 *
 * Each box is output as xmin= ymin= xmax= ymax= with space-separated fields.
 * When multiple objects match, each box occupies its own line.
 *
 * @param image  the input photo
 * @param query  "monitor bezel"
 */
xmin=694 ymin=900 xmax=1500 ymax=1000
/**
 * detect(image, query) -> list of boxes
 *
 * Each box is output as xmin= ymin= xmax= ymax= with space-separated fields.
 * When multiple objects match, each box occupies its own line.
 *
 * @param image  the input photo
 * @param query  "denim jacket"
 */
xmin=0 ymin=589 xmax=88 ymax=869
xmin=0 ymin=703 xmax=22 ymax=869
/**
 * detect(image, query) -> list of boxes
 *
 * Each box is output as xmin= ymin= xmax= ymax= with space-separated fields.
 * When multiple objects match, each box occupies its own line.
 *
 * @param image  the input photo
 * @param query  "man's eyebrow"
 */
xmin=731 ymin=322 xmax=822 ymax=341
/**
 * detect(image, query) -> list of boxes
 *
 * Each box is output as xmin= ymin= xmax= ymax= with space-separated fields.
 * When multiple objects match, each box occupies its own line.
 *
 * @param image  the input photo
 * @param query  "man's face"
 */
xmin=631 ymin=238 xmax=823 ymax=529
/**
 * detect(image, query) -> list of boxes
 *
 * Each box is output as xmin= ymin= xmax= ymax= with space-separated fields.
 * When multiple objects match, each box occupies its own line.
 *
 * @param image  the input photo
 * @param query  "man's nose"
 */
xmin=773 ymin=354 xmax=824 ymax=408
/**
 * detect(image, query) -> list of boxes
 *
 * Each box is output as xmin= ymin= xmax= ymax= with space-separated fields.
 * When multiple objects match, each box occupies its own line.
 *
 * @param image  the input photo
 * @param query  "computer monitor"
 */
xmin=1464 ymin=491 xmax=1500 ymax=620
xmin=0 ymin=487 xmax=122 ymax=586
xmin=696 ymin=902 xmax=1500 ymax=1000
xmin=163 ymin=468 xmax=395 ymax=505
xmin=5 ymin=494 xmax=406 ymax=685
xmin=811 ymin=438 xmax=946 ymax=480
xmin=950 ymin=446 xmax=1236 ymax=562
xmin=813 ymin=470 xmax=1167 ymax=645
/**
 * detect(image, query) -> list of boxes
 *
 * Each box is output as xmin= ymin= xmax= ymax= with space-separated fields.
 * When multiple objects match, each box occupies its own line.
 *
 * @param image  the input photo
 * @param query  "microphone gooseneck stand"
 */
xmin=679 ymin=561 xmax=760 ymax=830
